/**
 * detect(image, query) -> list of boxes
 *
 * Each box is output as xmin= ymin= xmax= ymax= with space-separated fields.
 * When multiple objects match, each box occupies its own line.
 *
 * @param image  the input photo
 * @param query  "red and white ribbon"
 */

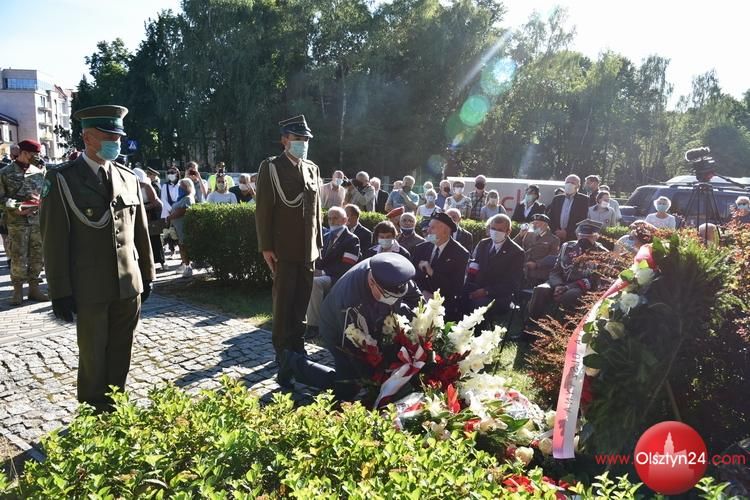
xmin=374 ymin=346 xmax=426 ymax=408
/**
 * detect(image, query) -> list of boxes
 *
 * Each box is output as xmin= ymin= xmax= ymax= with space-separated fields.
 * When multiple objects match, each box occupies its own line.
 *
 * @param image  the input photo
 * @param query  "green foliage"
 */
xmin=183 ymin=203 xmax=271 ymax=286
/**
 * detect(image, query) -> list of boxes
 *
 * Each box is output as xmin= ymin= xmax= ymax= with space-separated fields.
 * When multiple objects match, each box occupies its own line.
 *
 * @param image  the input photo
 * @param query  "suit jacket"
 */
xmin=511 ymin=201 xmax=547 ymax=223
xmin=397 ymin=231 xmax=424 ymax=255
xmin=317 ymin=227 xmax=360 ymax=283
xmin=453 ymin=226 xmax=473 ymax=252
xmin=40 ymin=156 xmax=155 ymax=303
xmin=351 ymin=222 xmax=373 ymax=248
xmin=546 ymin=193 xmax=590 ymax=240
xmin=255 ymin=152 xmax=323 ymax=263
xmin=374 ymin=189 xmax=389 ymax=213
xmin=466 ymin=238 xmax=524 ymax=301
xmin=412 ymin=239 xmax=470 ymax=318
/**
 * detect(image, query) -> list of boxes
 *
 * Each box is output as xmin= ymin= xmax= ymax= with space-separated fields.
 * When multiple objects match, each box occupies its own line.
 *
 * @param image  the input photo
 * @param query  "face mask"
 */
xmin=656 ymin=204 xmax=668 ymax=213
xmin=378 ymin=238 xmax=394 ymax=249
xmin=328 ymin=224 xmax=343 ymax=233
xmin=288 ymin=140 xmax=308 ymax=160
xmin=216 ymin=183 xmax=226 ymax=192
xmin=738 ymin=204 xmax=750 ymax=210
xmin=377 ymin=293 xmax=399 ymax=306
xmin=564 ymin=183 xmax=577 ymax=195
xmin=98 ymin=141 xmax=120 ymax=161
xmin=475 ymin=182 xmax=485 ymax=190
xmin=401 ymin=227 xmax=414 ymax=234
xmin=239 ymin=182 xmax=249 ymax=191
xmin=333 ymin=178 xmax=343 ymax=186
xmin=531 ymin=225 xmax=542 ymax=234
xmin=168 ymin=173 xmax=178 ymax=183
xmin=454 ymin=187 xmax=464 ymax=195
xmin=425 ymin=234 xmax=438 ymax=244
xmin=426 ymin=195 xmax=436 ymax=203
xmin=250 ymin=182 xmax=256 ymax=190
xmin=489 ymin=229 xmax=506 ymax=243
xmin=488 ymin=197 xmax=498 ymax=206
xmin=525 ymin=194 xmax=536 ymax=205
xmin=599 ymin=201 xmax=609 ymax=209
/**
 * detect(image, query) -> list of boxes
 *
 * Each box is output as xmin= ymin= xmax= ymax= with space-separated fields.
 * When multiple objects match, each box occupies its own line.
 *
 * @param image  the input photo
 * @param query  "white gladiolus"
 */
xmin=424 ymin=394 xmax=446 ymax=418
xmin=635 ymin=267 xmax=655 ymax=286
xmin=619 ymin=292 xmax=641 ymax=313
xmin=514 ymin=446 xmax=534 ymax=466
xmin=458 ymin=374 xmax=507 ymax=401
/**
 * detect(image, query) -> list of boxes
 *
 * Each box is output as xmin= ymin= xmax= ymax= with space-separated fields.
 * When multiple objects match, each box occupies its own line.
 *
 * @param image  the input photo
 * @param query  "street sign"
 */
xmin=127 ymin=140 xmax=138 ymax=151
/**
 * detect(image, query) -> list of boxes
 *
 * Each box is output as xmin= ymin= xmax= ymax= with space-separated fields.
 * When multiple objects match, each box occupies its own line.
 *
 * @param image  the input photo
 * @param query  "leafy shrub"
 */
xmin=184 ymin=204 xmax=272 ymax=286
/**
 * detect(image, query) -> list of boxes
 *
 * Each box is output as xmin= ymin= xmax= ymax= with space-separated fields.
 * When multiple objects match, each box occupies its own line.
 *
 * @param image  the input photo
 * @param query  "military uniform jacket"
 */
xmin=466 ymin=238 xmax=524 ymax=299
xmin=547 ymin=239 xmax=608 ymax=292
xmin=40 ymin=156 xmax=156 ymax=303
xmin=514 ymin=230 xmax=561 ymax=264
xmin=255 ymin=153 xmax=323 ymax=263
xmin=317 ymin=227 xmax=360 ymax=283
xmin=0 ymin=161 xmax=46 ymax=226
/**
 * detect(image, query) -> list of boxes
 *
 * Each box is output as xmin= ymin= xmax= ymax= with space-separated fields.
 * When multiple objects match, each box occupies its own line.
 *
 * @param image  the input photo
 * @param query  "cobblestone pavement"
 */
xmin=0 ymin=244 xmax=330 ymax=453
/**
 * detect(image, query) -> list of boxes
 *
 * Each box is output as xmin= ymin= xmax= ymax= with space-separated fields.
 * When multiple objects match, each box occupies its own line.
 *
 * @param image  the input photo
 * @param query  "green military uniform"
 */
xmin=0 ymin=160 xmax=46 ymax=300
xmin=40 ymin=105 xmax=155 ymax=410
xmin=255 ymin=115 xmax=323 ymax=356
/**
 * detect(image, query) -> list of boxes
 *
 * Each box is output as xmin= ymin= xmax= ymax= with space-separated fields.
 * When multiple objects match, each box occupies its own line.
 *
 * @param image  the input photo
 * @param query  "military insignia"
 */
xmin=85 ymin=208 xmax=94 ymax=217
xmin=41 ymin=179 xmax=51 ymax=198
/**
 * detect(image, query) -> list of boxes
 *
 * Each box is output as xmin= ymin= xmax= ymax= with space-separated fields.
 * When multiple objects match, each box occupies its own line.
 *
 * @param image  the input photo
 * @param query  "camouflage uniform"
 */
xmin=0 ymin=161 xmax=46 ymax=286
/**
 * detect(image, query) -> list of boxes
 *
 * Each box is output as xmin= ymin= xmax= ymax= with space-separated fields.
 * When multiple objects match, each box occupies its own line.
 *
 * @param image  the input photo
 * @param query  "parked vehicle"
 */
xmin=446 ymin=177 xmax=565 ymax=213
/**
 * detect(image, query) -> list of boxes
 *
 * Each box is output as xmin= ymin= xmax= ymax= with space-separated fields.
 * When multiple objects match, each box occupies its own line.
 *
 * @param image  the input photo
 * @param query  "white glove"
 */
xmin=5 ymin=199 xmax=16 ymax=208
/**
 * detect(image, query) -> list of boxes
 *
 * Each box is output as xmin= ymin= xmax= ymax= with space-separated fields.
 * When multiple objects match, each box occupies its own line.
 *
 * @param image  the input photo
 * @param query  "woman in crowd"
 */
xmin=645 ymin=196 xmax=677 ymax=229
xmin=511 ymin=184 xmax=546 ymax=222
xmin=167 ymin=178 xmax=196 ymax=277
xmin=443 ymin=180 xmax=472 ymax=218
xmin=417 ymin=189 xmax=439 ymax=218
xmin=229 ymin=173 xmax=255 ymax=203
xmin=436 ymin=180 xmax=452 ymax=208
xmin=732 ymin=195 xmax=750 ymax=224
xmin=363 ymin=221 xmax=411 ymax=260
xmin=480 ymin=190 xmax=506 ymax=221
xmin=587 ymin=190 xmax=617 ymax=228
xmin=160 ymin=165 xmax=182 ymax=255
xmin=614 ymin=220 xmax=656 ymax=255
xmin=134 ymin=168 xmax=166 ymax=270
xmin=207 ymin=173 xmax=238 ymax=204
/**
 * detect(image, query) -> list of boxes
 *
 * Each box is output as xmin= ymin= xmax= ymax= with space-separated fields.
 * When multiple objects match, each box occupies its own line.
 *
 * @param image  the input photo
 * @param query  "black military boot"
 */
xmin=276 ymin=351 xmax=295 ymax=390
xmin=283 ymin=350 xmax=335 ymax=390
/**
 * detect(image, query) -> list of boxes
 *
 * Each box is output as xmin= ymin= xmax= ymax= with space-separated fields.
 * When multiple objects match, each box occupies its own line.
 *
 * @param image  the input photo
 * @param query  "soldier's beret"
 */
xmin=73 ymin=105 xmax=128 ymax=136
xmin=531 ymin=213 xmax=550 ymax=224
xmin=370 ymin=253 xmax=415 ymax=296
xmin=386 ymin=206 xmax=405 ymax=219
xmin=279 ymin=114 xmax=313 ymax=138
xmin=17 ymin=140 xmax=42 ymax=153
xmin=430 ymin=211 xmax=457 ymax=233
xmin=576 ymin=218 xmax=604 ymax=235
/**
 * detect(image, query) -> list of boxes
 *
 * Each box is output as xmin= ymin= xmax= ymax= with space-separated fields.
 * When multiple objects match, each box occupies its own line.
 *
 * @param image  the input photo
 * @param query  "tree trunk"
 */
xmin=339 ymin=68 xmax=347 ymax=169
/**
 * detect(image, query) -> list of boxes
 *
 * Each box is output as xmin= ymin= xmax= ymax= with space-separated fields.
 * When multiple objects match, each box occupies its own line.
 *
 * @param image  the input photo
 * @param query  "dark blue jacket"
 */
xmin=350 ymin=223 xmax=373 ymax=249
xmin=411 ymin=238 xmax=470 ymax=320
xmin=316 ymin=227 xmax=360 ymax=283
xmin=465 ymin=238 xmax=524 ymax=300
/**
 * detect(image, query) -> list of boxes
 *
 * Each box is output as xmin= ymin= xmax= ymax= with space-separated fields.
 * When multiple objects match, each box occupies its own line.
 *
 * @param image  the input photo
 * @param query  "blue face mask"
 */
xmin=425 ymin=234 xmax=438 ymax=244
xmin=98 ymin=141 xmax=120 ymax=161
xmin=288 ymin=140 xmax=308 ymax=160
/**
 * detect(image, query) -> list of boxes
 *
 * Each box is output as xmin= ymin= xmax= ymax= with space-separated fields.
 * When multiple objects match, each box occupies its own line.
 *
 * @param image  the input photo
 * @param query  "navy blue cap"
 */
xmin=430 ymin=211 xmax=457 ymax=233
xmin=576 ymin=219 xmax=603 ymax=235
xmin=370 ymin=253 xmax=415 ymax=295
xmin=531 ymin=213 xmax=550 ymax=224
xmin=279 ymin=114 xmax=313 ymax=138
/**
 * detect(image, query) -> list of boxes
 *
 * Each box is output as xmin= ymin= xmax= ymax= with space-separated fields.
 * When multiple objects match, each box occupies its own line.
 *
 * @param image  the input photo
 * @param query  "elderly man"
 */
xmin=344 ymin=171 xmax=375 ymax=211
xmin=411 ymin=212 xmax=470 ymax=321
xmin=397 ymin=212 xmax=424 ymax=254
xmin=513 ymin=213 xmax=560 ymax=286
xmin=229 ymin=173 xmax=255 ymax=203
xmin=0 ymin=140 xmax=48 ymax=305
xmin=528 ymin=219 xmax=608 ymax=320
xmin=370 ymin=176 xmax=389 ymax=213
xmin=305 ymin=206 xmax=360 ymax=339
xmin=40 ymin=105 xmax=155 ymax=411
xmin=345 ymin=203 xmax=373 ymax=248
xmin=256 ymin=114 xmax=323 ymax=368
xmin=321 ymin=170 xmax=346 ymax=209
xmin=446 ymin=208 xmax=473 ymax=251
xmin=468 ymin=175 xmax=489 ymax=220
xmin=546 ymin=174 xmax=590 ymax=242
xmin=385 ymin=175 xmax=419 ymax=212
xmin=463 ymin=213 xmax=523 ymax=316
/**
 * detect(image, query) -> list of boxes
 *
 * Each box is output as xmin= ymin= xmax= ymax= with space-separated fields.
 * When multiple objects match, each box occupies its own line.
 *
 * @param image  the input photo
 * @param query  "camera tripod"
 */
xmin=683 ymin=182 xmax=722 ymax=245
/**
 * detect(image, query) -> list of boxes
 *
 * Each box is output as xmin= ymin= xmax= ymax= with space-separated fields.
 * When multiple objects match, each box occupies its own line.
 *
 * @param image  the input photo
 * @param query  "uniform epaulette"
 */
xmin=112 ymin=162 xmax=136 ymax=176
xmin=49 ymin=160 xmax=75 ymax=172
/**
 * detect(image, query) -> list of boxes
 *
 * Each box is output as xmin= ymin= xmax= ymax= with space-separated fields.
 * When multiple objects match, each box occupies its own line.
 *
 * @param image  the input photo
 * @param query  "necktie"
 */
xmin=99 ymin=167 xmax=112 ymax=197
xmin=430 ymin=246 xmax=439 ymax=266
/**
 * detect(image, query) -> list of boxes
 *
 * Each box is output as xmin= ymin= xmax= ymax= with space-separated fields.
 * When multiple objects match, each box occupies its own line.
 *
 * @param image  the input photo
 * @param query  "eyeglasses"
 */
xmin=370 ymin=276 xmax=406 ymax=300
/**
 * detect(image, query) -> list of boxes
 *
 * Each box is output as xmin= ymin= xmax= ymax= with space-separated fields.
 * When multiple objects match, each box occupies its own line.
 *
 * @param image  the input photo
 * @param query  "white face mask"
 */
xmin=167 ymin=174 xmax=178 ymax=182
xmin=488 ymin=197 xmax=498 ymax=206
xmin=564 ymin=182 xmax=577 ymax=195
xmin=489 ymin=229 xmax=506 ymax=244
xmin=426 ymin=195 xmax=436 ymax=203
xmin=328 ymin=224 xmax=343 ymax=233
xmin=378 ymin=238 xmax=394 ymax=249
xmin=599 ymin=201 xmax=609 ymax=209
xmin=333 ymin=178 xmax=343 ymax=186
xmin=377 ymin=293 xmax=399 ymax=306
xmin=425 ymin=234 xmax=438 ymax=244
xmin=239 ymin=182 xmax=249 ymax=191
xmin=454 ymin=187 xmax=464 ymax=195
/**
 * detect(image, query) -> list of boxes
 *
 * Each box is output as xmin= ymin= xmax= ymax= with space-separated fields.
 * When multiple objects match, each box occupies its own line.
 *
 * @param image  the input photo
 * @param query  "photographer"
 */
xmin=385 ymin=175 xmax=419 ymax=213
xmin=185 ymin=161 xmax=208 ymax=202
xmin=344 ymin=171 xmax=375 ymax=212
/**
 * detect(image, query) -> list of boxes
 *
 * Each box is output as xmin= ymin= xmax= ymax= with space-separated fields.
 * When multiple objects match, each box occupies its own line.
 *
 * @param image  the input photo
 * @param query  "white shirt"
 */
xmin=431 ymin=239 xmax=450 ymax=261
xmin=82 ymin=152 xmax=111 ymax=178
xmin=645 ymin=212 xmax=677 ymax=229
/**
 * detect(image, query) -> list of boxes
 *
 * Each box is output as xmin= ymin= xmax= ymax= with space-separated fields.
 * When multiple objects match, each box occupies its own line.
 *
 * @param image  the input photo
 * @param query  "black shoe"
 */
xmin=276 ymin=351 xmax=295 ymax=390
xmin=304 ymin=325 xmax=319 ymax=340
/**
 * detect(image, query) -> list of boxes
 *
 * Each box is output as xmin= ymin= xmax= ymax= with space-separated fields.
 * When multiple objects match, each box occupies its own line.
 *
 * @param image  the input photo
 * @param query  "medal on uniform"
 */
xmin=85 ymin=208 xmax=94 ymax=217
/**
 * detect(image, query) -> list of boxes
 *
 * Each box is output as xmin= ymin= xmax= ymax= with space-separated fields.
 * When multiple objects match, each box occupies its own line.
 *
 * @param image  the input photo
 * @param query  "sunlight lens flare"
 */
xmin=480 ymin=58 xmax=516 ymax=96
xmin=459 ymin=95 xmax=490 ymax=127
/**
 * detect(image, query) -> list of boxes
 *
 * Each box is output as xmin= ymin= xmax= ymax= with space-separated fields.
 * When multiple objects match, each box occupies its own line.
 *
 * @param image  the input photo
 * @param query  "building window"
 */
xmin=40 ymin=95 xmax=47 ymax=107
xmin=3 ymin=78 xmax=38 ymax=90
xmin=9 ymin=130 xmax=12 ymax=141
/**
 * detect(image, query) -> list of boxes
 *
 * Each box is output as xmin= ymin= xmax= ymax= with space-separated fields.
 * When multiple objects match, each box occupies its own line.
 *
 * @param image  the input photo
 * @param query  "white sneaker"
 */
xmin=176 ymin=263 xmax=186 ymax=274
xmin=182 ymin=266 xmax=193 ymax=277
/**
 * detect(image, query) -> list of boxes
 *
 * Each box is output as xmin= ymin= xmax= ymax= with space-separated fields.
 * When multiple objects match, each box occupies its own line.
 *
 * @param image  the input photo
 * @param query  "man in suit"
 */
xmin=305 ymin=206 xmax=360 ymax=338
xmin=585 ymin=175 xmax=600 ymax=207
xmin=412 ymin=212 xmax=470 ymax=321
xmin=370 ymin=177 xmax=389 ymax=214
xmin=256 ymin=114 xmax=323 ymax=377
xmin=40 ymin=105 xmax=155 ymax=411
xmin=511 ymin=184 xmax=547 ymax=223
xmin=513 ymin=213 xmax=561 ymax=286
xmin=345 ymin=203 xmax=373 ymax=248
xmin=446 ymin=208 xmax=473 ymax=251
xmin=397 ymin=212 xmax=424 ymax=254
xmin=463 ymin=213 xmax=523 ymax=316
xmin=546 ymin=174 xmax=589 ymax=242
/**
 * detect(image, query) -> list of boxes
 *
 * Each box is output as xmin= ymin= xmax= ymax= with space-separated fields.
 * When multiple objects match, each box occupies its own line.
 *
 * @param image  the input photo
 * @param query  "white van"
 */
xmin=446 ymin=177 xmax=565 ymax=213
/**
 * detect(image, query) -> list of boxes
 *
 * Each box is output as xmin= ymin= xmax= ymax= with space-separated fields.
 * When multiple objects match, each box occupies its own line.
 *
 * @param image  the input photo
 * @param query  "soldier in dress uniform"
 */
xmin=513 ymin=213 xmax=561 ymax=286
xmin=40 ymin=105 xmax=155 ymax=411
xmin=528 ymin=219 xmax=608 ymax=319
xmin=255 ymin=115 xmax=323 ymax=379
xmin=0 ymin=140 xmax=48 ymax=305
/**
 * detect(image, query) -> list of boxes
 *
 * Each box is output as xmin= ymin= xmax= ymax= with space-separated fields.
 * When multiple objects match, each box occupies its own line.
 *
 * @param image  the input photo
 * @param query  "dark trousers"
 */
xmin=528 ymin=283 xmax=583 ymax=319
xmin=75 ymin=296 xmax=141 ymax=410
xmin=272 ymin=260 xmax=313 ymax=355
xmin=149 ymin=234 xmax=164 ymax=264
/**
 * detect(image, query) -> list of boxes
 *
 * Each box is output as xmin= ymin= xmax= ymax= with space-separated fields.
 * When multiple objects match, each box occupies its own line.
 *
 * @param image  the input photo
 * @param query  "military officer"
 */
xmin=40 ymin=105 xmax=155 ymax=412
xmin=513 ymin=213 xmax=561 ymax=286
xmin=528 ymin=219 xmax=608 ymax=319
xmin=255 ymin=115 xmax=323 ymax=366
xmin=0 ymin=140 xmax=48 ymax=305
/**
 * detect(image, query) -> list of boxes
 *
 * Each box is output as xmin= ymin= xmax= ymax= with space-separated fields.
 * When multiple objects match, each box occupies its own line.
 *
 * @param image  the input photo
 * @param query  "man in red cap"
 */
xmin=0 ymin=140 xmax=48 ymax=305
